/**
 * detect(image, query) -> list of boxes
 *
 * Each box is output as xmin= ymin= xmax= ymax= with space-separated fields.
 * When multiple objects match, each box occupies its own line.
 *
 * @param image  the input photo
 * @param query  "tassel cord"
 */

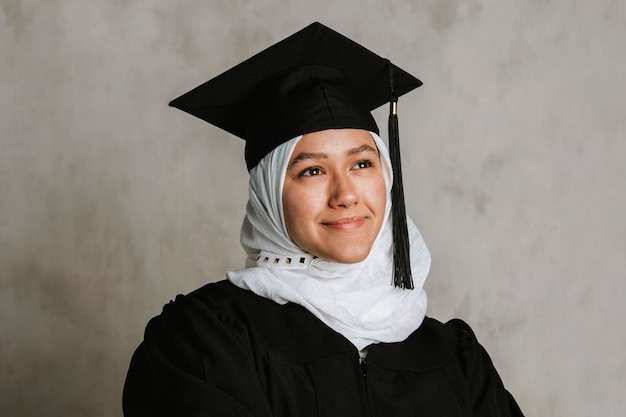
xmin=387 ymin=60 xmax=414 ymax=290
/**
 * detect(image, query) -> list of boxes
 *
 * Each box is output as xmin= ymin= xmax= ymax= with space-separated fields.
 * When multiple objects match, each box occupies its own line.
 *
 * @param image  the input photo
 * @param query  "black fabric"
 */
xmin=123 ymin=280 xmax=523 ymax=417
xmin=168 ymin=22 xmax=422 ymax=170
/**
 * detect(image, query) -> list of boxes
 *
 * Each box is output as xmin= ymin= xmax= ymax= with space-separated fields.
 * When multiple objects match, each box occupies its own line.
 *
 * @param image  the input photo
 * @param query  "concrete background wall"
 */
xmin=1 ymin=1 xmax=624 ymax=416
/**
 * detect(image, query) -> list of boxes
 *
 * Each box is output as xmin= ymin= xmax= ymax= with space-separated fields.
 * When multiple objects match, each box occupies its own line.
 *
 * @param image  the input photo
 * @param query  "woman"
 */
xmin=123 ymin=22 xmax=523 ymax=416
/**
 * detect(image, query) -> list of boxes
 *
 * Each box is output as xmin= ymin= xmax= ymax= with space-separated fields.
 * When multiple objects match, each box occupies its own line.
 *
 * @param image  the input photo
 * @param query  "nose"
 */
xmin=328 ymin=173 xmax=359 ymax=208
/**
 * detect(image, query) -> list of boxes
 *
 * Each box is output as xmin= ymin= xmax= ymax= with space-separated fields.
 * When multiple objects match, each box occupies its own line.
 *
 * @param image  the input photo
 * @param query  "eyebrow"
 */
xmin=289 ymin=152 xmax=328 ymax=167
xmin=347 ymin=144 xmax=378 ymax=156
xmin=288 ymin=144 xmax=378 ymax=168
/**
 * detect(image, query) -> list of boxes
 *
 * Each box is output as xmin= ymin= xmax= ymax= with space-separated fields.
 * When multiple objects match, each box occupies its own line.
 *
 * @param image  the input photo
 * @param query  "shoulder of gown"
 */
xmin=123 ymin=280 xmax=523 ymax=416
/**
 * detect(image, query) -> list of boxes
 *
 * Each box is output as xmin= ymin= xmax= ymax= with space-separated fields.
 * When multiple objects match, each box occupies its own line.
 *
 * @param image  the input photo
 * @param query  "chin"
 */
xmin=322 ymin=246 xmax=372 ymax=264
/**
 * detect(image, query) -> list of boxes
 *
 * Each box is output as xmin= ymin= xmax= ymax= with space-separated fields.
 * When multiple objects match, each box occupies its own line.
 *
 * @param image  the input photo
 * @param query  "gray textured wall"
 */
xmin=1 ymin=1 xmax=625 ymax=416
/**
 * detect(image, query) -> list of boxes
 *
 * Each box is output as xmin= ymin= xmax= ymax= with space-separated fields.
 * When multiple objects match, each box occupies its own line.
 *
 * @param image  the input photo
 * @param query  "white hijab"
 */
xmin=227 ymin=132 xmax=430 ymax=351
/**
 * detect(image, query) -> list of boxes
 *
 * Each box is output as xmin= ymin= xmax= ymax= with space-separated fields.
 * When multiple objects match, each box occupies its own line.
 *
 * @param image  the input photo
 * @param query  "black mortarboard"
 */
xmin=170 ymin=22 xmax=421 ymax=289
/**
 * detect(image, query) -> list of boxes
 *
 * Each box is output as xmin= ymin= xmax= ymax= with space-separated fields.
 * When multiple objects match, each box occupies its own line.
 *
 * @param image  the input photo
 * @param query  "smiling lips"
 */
xmin=322 ymin=216 xmax=367 ymax=231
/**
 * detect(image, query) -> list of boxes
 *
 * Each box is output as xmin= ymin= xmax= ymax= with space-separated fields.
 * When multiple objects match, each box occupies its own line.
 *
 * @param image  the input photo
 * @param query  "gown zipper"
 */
xmin=358 ymin=354 xmax=373 ymax=417
xmin=360 ymin=357 xmax=367 ymax=378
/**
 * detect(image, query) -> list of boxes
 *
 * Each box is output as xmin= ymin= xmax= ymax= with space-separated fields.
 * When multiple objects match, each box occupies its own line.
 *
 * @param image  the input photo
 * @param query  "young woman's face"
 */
xmin=282 ymin=129 xmax=387 ymax=263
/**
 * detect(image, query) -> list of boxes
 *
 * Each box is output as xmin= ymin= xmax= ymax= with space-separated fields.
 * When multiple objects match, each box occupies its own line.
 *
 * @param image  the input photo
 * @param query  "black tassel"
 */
xmin=387 ymin=61 xmax=414 ymax=290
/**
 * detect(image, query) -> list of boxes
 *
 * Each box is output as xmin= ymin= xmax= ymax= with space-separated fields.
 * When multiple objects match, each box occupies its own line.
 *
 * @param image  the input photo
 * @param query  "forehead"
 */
xmin=291 ymin=129 xmax=377 ymax=155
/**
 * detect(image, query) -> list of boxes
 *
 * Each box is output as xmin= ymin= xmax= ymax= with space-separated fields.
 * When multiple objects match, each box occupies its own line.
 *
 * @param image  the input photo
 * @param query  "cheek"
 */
xmin=283 ymin=195 xmax=298 ymax=236
xmin=282 ymin=185 xmax=315 ymax=237
xmin=368 ymin=176 xmax=388 ymax=214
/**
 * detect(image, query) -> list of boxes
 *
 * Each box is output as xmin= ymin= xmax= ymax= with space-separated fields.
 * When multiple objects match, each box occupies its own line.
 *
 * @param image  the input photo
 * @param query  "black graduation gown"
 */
xmin=123 ymin=280 xmax=523 ymax=416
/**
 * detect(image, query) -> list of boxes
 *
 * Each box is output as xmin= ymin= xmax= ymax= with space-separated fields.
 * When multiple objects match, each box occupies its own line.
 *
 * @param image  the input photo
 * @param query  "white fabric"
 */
xmin=227 ymin=132 xmax=430 ymax=351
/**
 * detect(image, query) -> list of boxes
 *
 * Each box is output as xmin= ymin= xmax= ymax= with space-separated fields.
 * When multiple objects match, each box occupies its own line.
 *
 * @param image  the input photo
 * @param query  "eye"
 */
xmin=300 ymin=166 xmax=324 ymax=177
xmin=353 ymin=159 xmax=374 ymax=170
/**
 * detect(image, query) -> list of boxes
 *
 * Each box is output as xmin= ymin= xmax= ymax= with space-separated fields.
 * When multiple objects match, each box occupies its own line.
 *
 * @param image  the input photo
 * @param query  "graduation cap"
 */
xmin=170 ymin=22 xmax=421 ymax=289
